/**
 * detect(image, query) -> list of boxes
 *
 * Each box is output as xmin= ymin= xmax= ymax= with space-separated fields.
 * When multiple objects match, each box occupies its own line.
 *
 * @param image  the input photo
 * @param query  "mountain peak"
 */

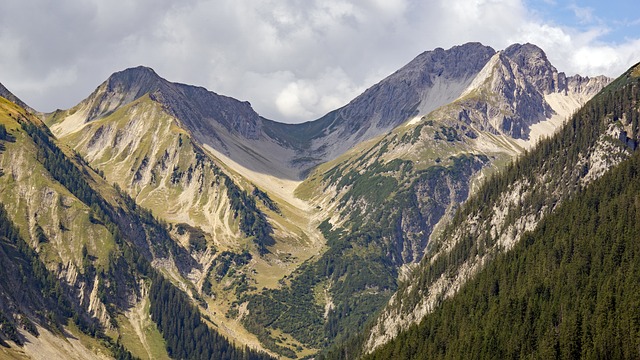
xmin=114 ymin=65 xmax=158 ymax=76
xmin=104 ymin=65 xmax=165 ymax=94
xmin=503 ymin=43 xmax=548 ymax=60
xmin=502 ymin=43 xmax=560 ymax=94
xmin=59 ymin=65 xmax=264 ymax=142
xmin=407 ymin=42 xmax=496 ymax=82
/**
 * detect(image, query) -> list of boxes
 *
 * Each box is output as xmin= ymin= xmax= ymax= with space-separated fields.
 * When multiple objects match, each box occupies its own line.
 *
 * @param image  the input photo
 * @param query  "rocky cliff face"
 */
xmin=442 ymin=43 xmax=611 ymax=140
xmin=331 ymin=42 xmax=496 ymax=132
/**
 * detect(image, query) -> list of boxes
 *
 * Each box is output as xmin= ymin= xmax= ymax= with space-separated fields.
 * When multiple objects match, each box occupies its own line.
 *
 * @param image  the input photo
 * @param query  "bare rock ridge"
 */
xmin=502 ymin=43 xmax=608 ymax=97
xmin=49 ymin=43 xmax=608 ymax=182
xmin=320 ymin=42 xmax=496 ymax=133
xmin=267 ymin=42 xmax=498 ymax=163
xmin=83 ymin=66 xmax=263 ymax=140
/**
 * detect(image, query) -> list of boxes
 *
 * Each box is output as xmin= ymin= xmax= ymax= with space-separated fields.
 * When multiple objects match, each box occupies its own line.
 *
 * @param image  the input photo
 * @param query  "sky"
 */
xmin=0 ymin=0 xmax=638 ymax=123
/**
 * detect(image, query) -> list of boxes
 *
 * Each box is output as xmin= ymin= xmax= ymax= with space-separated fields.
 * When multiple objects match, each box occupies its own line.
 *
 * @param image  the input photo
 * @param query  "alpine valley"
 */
xmin=2 ymin=41 xmax=638 ymax=359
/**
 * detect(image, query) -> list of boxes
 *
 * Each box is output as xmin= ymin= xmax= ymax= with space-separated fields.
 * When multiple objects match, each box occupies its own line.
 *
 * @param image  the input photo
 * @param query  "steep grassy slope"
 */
xmin=0 ymin=97 xmax=159 ymax=358
xmin=56 ymin=95 xmax=244 ymax=247
xmin=0 ymin=96 xmax=275 ymax=359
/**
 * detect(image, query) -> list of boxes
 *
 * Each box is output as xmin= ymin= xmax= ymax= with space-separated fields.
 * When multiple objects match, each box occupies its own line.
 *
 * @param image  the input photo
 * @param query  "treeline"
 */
xmin=0 ymin=123 xmax=13 ymax=176
xmin=387 ymin=62 xmax=640 ymax=331
xmin=21 ymin=121 xmax=104 ymax=209
xmin=149 ymin=274 xmax=273 ymax=360
xmin=0 ymin=123 xmax=15 ymax=148
xmin=365 ymin=134 xmax=640 ymax=360
xmin=0 ymin=203 xmax=72 ymax=344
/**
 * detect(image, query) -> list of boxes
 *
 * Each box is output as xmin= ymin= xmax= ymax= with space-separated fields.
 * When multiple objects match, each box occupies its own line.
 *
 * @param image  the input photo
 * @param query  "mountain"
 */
xmin=38 ymin=42 xmax=610 ymax=358
xmin=247 ymin=43 xmax=609 ymax=357
xmin=360 ymin=63 xmax=640 ymax=359
xmin=45 ymin=67 xmax=325 ymax=356
xmin=320 ymin=62 xmax=640 ymax=358
xmin=0 ymin=89 xmax=273 ymax=359
xmin=266 ymin=42 xmax=496 ymax=165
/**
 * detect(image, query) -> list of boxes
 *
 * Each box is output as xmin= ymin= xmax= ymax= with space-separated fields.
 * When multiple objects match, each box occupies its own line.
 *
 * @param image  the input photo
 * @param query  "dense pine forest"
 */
xmin=149 ymin=274 xmax=273 ymax=360
xmin=0 ymin=202 xmax=136 ymax=359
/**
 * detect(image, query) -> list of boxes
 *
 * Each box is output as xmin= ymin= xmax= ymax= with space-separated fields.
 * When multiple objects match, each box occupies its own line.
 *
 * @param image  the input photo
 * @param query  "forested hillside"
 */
xmin=324 ymin=63 xmax=640 ymax=359
xmin=365 ymin=120 xmax=640 ymax=360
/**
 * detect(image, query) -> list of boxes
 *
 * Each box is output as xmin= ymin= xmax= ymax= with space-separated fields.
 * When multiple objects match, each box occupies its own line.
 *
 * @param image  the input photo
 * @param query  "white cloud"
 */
xmin=568 ymin=4 xmax=596 ymax=24
xmin=0 ymin=0 xmax=638 ymax=122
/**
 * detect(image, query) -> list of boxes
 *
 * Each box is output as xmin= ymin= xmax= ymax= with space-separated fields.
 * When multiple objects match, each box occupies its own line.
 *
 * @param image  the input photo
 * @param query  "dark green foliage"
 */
xmin=176 ymin=223 xmax=211 ymax=252
xmin=411 ymin=123 xmax=426 ymax=144
xmin=34 ymin=224 xmax=48 ymax=244
xmin=0 ymin=124 xmax=15 ymax=143
xmin=0 ymin=203 xmax=73 ymax=324
xmin=225 ymin=177 xmax=274 ymax=255
xmin=434 ymin=125 xmax=461 ymax=142
xmin=366 ymin=148 xmax=640 ymax=360
xmin=0 ymin=311 xmax=21 ymax=346
xmin=0 ymin=203 xmax=139 ymax=358
xmin=0 ymin=124 xmax=15 ymax=175
xmin=252 ymin=186 xmax=280 ymax=214
xmin=149 ymin=274 xmax=273 ymax=360
xmin=21 ymin=121 xmax=103 ymax=207
xmin=210 ymin=250 xmax=252 ymax=281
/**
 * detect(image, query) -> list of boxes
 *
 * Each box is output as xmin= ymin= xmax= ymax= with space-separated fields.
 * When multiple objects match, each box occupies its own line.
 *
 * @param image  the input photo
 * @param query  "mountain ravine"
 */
xmin=0 ymin=41 xmax=612 ymax=359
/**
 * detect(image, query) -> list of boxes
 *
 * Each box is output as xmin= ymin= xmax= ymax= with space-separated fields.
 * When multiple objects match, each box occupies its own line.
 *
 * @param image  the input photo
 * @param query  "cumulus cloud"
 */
xmin=0 ymin=0 xmax=638 ymax=123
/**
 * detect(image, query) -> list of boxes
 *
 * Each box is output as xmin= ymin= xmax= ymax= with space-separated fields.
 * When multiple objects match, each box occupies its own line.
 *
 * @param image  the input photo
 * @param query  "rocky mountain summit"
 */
xmin=451 ymin=43 xmax=610 ymax=140
xmin=268 ymin=42 xmax=497 ymax=166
